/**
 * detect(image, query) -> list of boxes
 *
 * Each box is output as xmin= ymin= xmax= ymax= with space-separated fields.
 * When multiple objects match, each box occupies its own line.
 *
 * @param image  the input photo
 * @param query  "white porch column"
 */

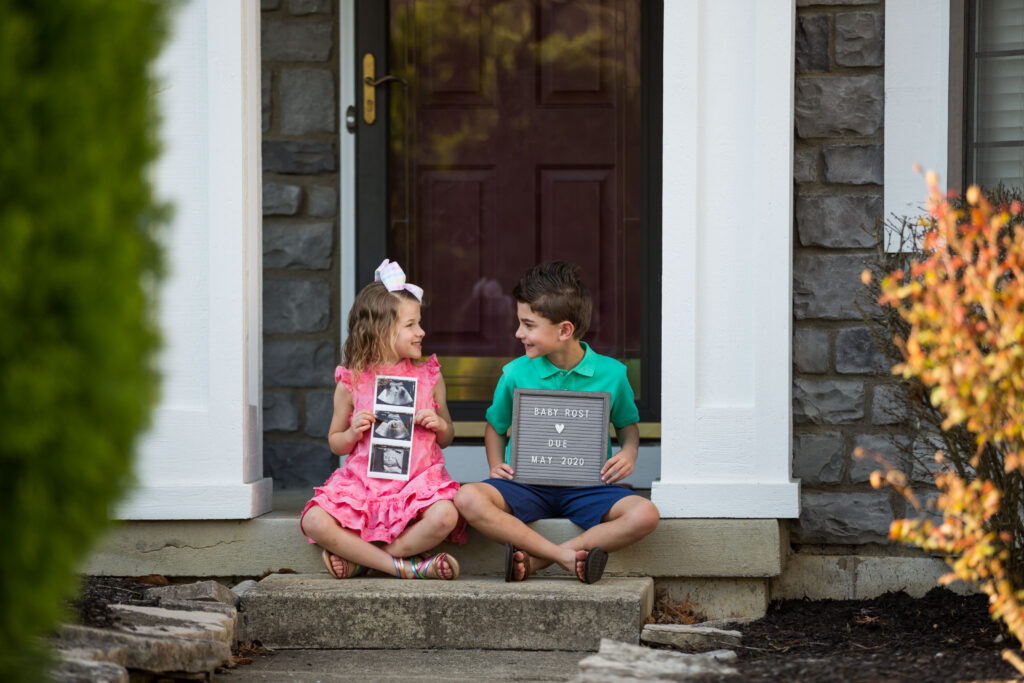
xmin=652 ymin=0 xmax=800 ymax=518
xmin=116 ymin=0 xmax=272 ymax=519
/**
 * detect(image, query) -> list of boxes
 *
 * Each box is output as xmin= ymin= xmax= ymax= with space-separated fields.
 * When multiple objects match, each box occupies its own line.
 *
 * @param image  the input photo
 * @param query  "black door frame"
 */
xmin=353 ymin=0 xmax=662 ymax=423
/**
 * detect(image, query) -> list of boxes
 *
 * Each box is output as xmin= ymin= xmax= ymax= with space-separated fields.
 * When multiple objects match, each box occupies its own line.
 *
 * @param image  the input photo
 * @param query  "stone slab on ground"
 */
xmin=641 ymin=623 xmax=742 ymax=651
xmin=51 ymin=655 xmax=129 ymax=683
xmin=56 ymin=624 xmax=231 ymax=677
xmin=109 ymin=604 xmax=235 ymax=645
xmin=217 ymin=648 xmax=587 ymax=682
xmin=576 ymin=638 xmax=737 ymax=681
xmin=147 ymin=579 xmax=239 ymax=606
xmin=239 ymin=575 xmax=653 ymax=651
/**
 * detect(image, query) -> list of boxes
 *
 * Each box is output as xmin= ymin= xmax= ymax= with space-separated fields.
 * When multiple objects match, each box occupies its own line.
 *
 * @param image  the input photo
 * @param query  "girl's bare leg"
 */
xmin=302 ymin=505 xmax=400 ymax=576
xmin=382 ymin=500 xmax=459 ymax=558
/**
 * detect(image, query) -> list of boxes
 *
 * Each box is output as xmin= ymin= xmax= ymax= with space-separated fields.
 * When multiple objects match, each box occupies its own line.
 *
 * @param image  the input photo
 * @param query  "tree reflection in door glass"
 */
xmin=388 ymin=0 xmax=644 ymax=405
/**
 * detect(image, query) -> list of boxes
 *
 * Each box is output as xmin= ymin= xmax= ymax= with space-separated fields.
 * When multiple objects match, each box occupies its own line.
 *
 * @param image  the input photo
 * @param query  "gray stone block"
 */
xmin=794 ymin=148 xmax=818 ymax=183
xmin=794 ymin=328 xmax=829 ymax=373
xmin=872 ymin=383 xmax=909 ymax=425
xmin=263 ymin=221 xmax=334 ymax=270
xmin=851 ymin=434 xmax=911 ymax=483
xmin=578 ymin=639 xmax=737 ymax=679
xmin=263 ymin=182 xmax=302 ymax=216
xmin=796 ymin=194 xmax=880 ymax=248
xmin=262 ymin=67 xmax=272 ymax=132
xmin=793 ymin=378 xmax=864 ymax=424
xmin=795 ymin=75 xmax=883 ymax=138
xmin=264 ymin=340 xmax=336 ymax=387
xmin=835 ymin=11 xmax=884 ymax=67
xmin=308 ymin=184 xmax=338 ymax=217
xmin=305 ymin=390 xmax=334 ymax=437
xmin=640 ymin=624 xmax=741 ymax=652
xmin=147 ymin=581 xmax=240 ymax=607
xmin=796 ymin=492 xmax=893 ymax=544
xmin=107 ymin=604 xmax=234 ymax=644
xmin=263 ymin=140 xmax=337 ymax=174
xmin=51 ymin=656 xmax=128 ymax=683
xmin=909 ymin=433 xmax=955 ymax=484
xmin=796 ymin=14 xmax=830 ymax=73
xmin=264 ymin=278 xmax=331 ymax=333
xmin=263 ymin=440 xmax=336 ymax=488
xmin=264 ymin=392 xmax=299 ymax=432
xmin=836 ymin=326 xmax=890 ymax=374
xmin=290 ymin=0 xmax=333 ymax=14
xmin=55 ymin=625 xmax=231 ymax=677
xmin=823 ymin=144 xmax=883 ymax=185
xmin=281 ymin=69 xmax=335 ymax=134
xmin=793 ymin=432 xmax=844 ymax=484
xmin=794 ymin=253 xmax=875 ymax=320
xmin=241 ymin=576 xmax=654 ymax=650
xmin=261 ymin=20 xmax=332 ymax=61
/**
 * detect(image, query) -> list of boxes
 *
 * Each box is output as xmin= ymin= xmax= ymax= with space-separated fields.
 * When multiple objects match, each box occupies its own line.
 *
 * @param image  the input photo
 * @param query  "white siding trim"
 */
xmin=120 ymin=0 xmax=271 ymax=520
xmin=652 ymin=0 xmax=799 ymax=518
xmin=884 ymin=1 xmax=950 ymax=250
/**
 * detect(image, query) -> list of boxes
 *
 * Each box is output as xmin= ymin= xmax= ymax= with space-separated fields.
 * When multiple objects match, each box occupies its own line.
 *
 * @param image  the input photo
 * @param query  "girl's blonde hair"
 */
xmin=342 ymin=281 xmax=420 ymax=376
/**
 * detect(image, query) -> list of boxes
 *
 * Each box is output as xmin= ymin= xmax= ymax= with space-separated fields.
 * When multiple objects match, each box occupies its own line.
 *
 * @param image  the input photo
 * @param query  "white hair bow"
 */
xmin=374 ymin=259 xmax=424 ymax=302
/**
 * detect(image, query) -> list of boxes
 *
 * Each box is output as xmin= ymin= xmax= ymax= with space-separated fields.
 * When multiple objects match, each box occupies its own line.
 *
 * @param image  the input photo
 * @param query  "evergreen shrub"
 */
xmin=0 ymin=1 xmax=168 ymax=678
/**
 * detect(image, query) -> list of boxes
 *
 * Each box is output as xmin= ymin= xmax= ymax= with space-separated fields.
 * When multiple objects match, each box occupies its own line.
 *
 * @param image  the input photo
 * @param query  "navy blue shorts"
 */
xmin=482 ymin=478 xmax=637 ymax=530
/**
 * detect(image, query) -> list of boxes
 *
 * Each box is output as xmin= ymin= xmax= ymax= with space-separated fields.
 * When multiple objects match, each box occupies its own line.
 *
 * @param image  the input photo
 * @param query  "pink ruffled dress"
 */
xmin=300 ymin=355 xmax=467 ymax=545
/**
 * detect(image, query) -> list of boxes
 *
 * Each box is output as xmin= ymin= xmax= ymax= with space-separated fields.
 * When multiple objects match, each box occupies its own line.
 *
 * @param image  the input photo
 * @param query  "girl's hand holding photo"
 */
xmin=414 ymin=407 xmax=454 ymax=448
xmin=348 ymin=409 xmax=376 ymax=436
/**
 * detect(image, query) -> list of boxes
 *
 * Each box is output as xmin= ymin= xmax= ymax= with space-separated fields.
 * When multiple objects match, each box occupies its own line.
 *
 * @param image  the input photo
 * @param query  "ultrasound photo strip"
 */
xmin=367 ymin=375 xmax=418 ymax=480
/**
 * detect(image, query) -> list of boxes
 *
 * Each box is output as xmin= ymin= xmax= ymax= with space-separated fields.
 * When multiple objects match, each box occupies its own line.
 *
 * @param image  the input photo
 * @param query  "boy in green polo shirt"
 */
xmin=454 ymin=262 xmax=660 ymax=583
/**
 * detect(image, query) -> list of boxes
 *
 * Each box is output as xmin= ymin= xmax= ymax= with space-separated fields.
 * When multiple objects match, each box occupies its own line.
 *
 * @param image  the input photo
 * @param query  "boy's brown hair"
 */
xmin=512 ymin=261 xmax=592 ymax=339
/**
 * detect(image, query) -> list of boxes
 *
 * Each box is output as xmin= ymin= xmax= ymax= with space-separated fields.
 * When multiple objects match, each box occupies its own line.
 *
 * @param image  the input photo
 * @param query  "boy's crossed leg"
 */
xmin=454 ymin=482 xmax=659 ymax=581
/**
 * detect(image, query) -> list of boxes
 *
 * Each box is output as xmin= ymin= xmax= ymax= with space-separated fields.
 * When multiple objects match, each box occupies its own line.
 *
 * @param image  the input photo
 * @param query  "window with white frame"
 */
xmin=961 ymin=0 xmax=1024 ymax=190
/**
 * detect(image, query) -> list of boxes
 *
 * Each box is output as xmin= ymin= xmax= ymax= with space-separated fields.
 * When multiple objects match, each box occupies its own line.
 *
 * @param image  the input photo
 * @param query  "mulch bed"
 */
xmin=697 ymin=588 xmax=1022 ymax=682
xmin=73 ymin=577 xmax=1023 ymax=681
xmin=71 ymin=575 xmax=163 ymax=629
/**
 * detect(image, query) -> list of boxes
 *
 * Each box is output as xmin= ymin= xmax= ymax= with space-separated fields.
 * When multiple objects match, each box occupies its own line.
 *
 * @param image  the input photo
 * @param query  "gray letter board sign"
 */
xmin=510 ymin=388 xmax=610 ymax=487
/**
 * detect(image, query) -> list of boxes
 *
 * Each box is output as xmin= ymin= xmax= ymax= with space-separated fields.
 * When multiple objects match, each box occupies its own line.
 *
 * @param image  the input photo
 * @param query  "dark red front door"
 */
xmin=386 ymin=0 xmax=644 ymax=405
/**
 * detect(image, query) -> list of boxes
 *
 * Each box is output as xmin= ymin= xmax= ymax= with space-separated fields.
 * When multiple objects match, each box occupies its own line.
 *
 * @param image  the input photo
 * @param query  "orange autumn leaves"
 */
xmin=863 ymin=173 xmax=1024 ymax=669
xmin=871 ymin=171 xmax=1024 ymax=472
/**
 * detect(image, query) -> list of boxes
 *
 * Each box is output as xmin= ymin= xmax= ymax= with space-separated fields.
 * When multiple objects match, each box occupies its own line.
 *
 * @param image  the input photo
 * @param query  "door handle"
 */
xmin=364 ymin=74 xmax=407 ymax=87
xmin=362 ymin=54 xmax=407 ymax=125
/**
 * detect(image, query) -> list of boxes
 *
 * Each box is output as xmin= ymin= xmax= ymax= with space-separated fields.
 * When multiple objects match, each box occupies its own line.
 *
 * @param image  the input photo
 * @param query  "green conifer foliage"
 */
xmin=0 ymin=1 xmax=168 ymax=677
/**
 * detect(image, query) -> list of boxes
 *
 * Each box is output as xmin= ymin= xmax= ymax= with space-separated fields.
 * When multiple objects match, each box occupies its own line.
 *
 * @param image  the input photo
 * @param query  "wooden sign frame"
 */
xmin=510 ymin=388 xmax=610 ymax=487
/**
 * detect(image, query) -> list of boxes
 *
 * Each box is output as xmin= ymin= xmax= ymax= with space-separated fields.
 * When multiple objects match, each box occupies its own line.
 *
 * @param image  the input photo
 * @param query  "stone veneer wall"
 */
xmin=260 ymin=0 xmax=340 ymax=490
xmin=792 ymin=0 xmax=918 ymax=546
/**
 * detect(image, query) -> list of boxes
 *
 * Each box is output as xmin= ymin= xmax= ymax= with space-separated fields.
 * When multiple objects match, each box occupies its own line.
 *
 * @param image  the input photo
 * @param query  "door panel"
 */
xmin=359 ymin=0 xmax=658 ymax=419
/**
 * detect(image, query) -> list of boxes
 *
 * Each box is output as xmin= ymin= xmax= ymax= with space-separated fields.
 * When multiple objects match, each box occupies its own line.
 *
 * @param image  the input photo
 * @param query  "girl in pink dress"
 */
xmin=300 ymin=260 xmax=466 ymax=579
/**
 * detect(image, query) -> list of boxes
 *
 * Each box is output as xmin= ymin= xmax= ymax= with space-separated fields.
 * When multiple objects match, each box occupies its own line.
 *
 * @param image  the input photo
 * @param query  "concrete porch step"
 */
xmin=238 ymin=575 xmax=654 ymax=651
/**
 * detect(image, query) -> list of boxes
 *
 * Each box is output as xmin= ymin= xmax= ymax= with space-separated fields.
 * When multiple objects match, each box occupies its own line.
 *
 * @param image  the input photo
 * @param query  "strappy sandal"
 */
xmin=504 ymin=543 xmax=532 ymax=582
xmin=393 ymin=552 xmax=460 ymax=580
xmin=322 ymin=549 xmax=367 ymax=579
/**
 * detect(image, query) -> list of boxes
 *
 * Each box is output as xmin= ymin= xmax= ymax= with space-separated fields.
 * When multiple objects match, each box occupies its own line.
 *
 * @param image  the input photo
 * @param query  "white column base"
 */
xmin=651 ymin=481 xmax=800 ymax=518
xmin=114 ymin=478 xmax=274 ymax=520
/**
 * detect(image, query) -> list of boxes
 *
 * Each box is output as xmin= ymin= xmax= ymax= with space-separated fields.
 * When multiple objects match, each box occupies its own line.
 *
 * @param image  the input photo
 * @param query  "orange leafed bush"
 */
xmin=871 ymin=173 xmax=1024 ymax=670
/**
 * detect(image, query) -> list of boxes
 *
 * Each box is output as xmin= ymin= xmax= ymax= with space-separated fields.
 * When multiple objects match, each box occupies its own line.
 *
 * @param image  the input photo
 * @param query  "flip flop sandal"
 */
xmin=322 ymin=549 xmax=367 ymax=579
xmin=578 ymin=547 xmax=608 ymax=584
xmin=503 ymin=543 xmax=531 ymax=582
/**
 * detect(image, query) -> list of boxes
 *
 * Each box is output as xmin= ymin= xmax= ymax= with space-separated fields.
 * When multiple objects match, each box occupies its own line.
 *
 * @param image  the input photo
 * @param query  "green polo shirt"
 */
xmin=485 ymin=342 xmax=640 ymax=463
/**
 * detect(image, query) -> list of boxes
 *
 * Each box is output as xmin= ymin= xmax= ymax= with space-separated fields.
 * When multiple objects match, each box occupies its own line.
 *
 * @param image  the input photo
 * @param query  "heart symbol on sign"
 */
xmin=555 ymin=423 xmax=565 ymax=433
